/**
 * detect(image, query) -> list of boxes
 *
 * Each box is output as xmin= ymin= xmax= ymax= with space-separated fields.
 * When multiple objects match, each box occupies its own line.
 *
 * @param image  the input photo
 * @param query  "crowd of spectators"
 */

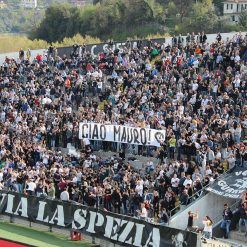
xmin=0 ymin=32 xmax=246 ymax=224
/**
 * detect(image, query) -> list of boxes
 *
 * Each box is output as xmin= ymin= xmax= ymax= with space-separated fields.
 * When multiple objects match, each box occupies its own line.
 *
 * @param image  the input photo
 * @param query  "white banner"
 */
xmin=79 ymin=123 xmax=166 ymax=147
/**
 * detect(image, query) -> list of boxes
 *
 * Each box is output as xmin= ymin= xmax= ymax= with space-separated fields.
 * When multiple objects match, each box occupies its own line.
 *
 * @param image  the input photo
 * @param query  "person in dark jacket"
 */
xmin=87 ymin=191 xmax=97 ymax=207
xmin=153 ymin=190 xmax=160 ymax=218
xmin=111 ymin=188 xmax=121 ymax=214
xmin=180 ymin=189 xmax=189 ymax=209
xmin=187 ymin=211 xmax=198 ymax=231
xmin=158 ymin=207 xmax=170 ymax=225
xmin=132 ymin=192 xmax=142 ymax=216
xmin=104 ymin=185 xmax=112 ymax=211
xmin=121 ymin=189 xmax=129 ymax=215
xmin=220 ymin=203 xmax=233 ymax=238
xmin=216 ymin=32 xmax=222 ymax=43
xmin=238 ymin=202 xmax=247 ymax=235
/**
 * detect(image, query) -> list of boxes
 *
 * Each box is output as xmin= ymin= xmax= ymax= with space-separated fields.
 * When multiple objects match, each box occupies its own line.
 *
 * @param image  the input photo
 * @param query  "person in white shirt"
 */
xmin=25 ymin=177 xmax=36 ymax=196
xmin=171 ymin=174 xmax=179 ymax=194
xmin=202 ymin=216 xmax=213 ymax=239
xmin=83 ymin=138 xmax=90 ymax=147
xmin=146 ymin=160 xmax=154 ymax=173
xmin=0 ymin=169 xmax=3 ymax=182
xmin=192 ymin=81 xmax=198 ymax=91
xmin=233 ymin=76 xmax=241 ymax=88
xmin=60 ymin=188 xmax=69 ymax=201
xmin=207 ymin=147 xmax=215 ymax=162
xmin=215 ymin=148 xmax=222 ymax=160
xmin=135 ymin=180 xmax=143 ymax=196
xmin=83 ymin=159 xmax=91 ymax=168
xmin=139 ymin=203 xmax=148 ymax=220
xmin=205 ymin=166 xmax=212 ymax=176
xmin=193 ymin=58 xmax=199 ymax=71
xmin=234 ymin=54 xmax=240 ymax=63
xmin=72 ymin=174 xmax=77 ymax=184
xmin=227 ymin=154 xmax=236 ymax=171
xmin=201 ymin=96 xmax=209 ymax=107
xmin=183 ymin=175 xmax=192 ymax=187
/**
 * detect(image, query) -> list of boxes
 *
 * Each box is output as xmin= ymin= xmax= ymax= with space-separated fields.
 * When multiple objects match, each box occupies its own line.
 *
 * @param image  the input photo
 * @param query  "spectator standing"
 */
xmin=47 ymin=182 xmax=56 ymax=199
xmin=187 ymin=211 xmax=198 ymax=231
xmin=112 ymin=188 xmax=121 ymax=214
xmin=158 ymin=207 xmax=170 ymax=225
xmin=138 ymin=203 xmax=148 ymax=221
xmin=60 ymin=187 xmax=70 ymax=201
xmin=180 ymin=189 xmax=189 ymax=210
xmin=220 ymin=203 xmax=233 ymax=238
xmin=202 ymin=215 xmax=213 ymax=239
xmin=25 ymin=177 xmax=36 ymax=196
xmin=238 ymin=202 xmax=247 ymax=235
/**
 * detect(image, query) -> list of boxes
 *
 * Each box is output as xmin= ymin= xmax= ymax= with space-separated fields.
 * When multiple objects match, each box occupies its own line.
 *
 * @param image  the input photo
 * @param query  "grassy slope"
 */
xmin=0 ymin=221 xmax=92 ymax=247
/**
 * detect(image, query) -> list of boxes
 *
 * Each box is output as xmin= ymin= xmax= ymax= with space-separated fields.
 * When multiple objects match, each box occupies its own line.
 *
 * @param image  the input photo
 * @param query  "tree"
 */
xmin=213 ymin=0 xmax=224 ymax=14
xmin=31 ymin=0 xmax=163 ymax=42
xmin=92 ymin=0 xmax=103 ymax=4
xmin=175 ymin=0 xmax=219 ymax=34
xmin=32 ymin=4 xmax=76 ymax=42
xmin=238 ymin=10 xmax=247 ymax=29
xmin=122 ymin=0 xmax=154 ymax=26
xmin=164 ymin=0 xmax=194 ymax=23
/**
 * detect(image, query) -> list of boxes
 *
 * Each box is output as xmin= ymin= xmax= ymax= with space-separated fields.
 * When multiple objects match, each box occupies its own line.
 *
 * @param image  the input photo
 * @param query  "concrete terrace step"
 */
xmin=217 ymin=237 xmax=247 ymax=247
xmin=229 ymin=231 xmax=247 ymax=244
xmin=93 ymin=150 xmax=159 ymax=169
xmin=60 ymin=148 xmax=160 ymax=170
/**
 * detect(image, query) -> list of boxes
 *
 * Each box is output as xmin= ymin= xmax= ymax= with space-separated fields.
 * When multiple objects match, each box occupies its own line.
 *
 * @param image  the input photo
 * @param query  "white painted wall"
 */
xmin=0 ymin=49 xmax=46 ymax=64
xmin=224 ymin=2 xmax=237 ymax=14
xmin=169 ymin=193 xmax=238 ymax=230
xmin=21 ymin=0 xmax=37 ymax=8
xmin=223 ymin=2 xmax=247 ymax=14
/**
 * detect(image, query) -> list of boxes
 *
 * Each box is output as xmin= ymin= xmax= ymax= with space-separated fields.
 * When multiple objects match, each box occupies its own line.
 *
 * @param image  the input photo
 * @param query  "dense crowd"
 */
xmin=0 ymin=32 xmax=246 ymax=225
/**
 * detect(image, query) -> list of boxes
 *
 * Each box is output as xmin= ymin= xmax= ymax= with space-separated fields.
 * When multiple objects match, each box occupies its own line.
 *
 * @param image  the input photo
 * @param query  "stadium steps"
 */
xmin=169 ymin=194 xmax=239 ymax=231
xmin=217 ymin=235 xmax=247 ymax=247
xmin=93 ymin=150 xmax=159 ymax=168
xmin=229 ymin=231 xmax=247 ymax=244
xmin=61 ymin=144 xmax=160 ymax=170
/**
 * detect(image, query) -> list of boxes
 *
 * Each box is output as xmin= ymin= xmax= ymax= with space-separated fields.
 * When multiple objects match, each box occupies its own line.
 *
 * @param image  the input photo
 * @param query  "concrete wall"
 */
xmin=169 ymin=192 xmax=238 ymax=230
xmin=0 ymin=49 xmax=45 ymax=64
xmin=224 ymin=2 xmax=247 ymax=14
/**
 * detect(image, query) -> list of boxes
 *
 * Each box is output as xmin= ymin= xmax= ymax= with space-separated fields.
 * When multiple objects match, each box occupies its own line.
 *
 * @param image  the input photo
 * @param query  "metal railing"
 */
xmin=169 ymin=183 xmax=211 ymax=218
xmin=212 ymin=199 xmax=241 ymax=228
xmin=169 ymin=170 xmax=233 ymax=218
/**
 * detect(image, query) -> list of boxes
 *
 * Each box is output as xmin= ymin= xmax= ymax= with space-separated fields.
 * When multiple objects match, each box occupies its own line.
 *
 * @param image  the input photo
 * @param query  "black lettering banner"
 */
xmin=207 ymin=168 xmax=247 ymax=199
xmin=57 ymin=38 xmax=167 ymax=57
xmin=79 ymin=123 xmax=166 ymax=147
xmin=0 ymin=191 xmax=197 ymax=247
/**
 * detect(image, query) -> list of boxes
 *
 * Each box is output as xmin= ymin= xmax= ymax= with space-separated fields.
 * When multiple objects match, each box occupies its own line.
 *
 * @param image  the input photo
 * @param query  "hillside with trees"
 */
xmin=0 ymin=0 xmax=246 ymax=43
xmin=31 ymin=0 xmax=245 ymax=43
xmin=0 ymin=0 xmax=84 ymax=33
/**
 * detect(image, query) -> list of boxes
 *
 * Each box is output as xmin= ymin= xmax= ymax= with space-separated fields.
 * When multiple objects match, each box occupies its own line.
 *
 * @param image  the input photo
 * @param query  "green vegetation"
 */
xmin=30 ymin=0 xmax=244 ymax=43
xmin=0 ymin=34 xmax=100 ymax=53
xmin=0 ymin=221 xmax=93 ymax=247
xmin=0 ymin=0 xmax=78 ymax=34
xmin=0 ymin=7 xmax=44 ymax=33
xmin=238 ymin=11 xmax=247 ymax=29
xmin=31 ymin=0 xmax=166 ymax=42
